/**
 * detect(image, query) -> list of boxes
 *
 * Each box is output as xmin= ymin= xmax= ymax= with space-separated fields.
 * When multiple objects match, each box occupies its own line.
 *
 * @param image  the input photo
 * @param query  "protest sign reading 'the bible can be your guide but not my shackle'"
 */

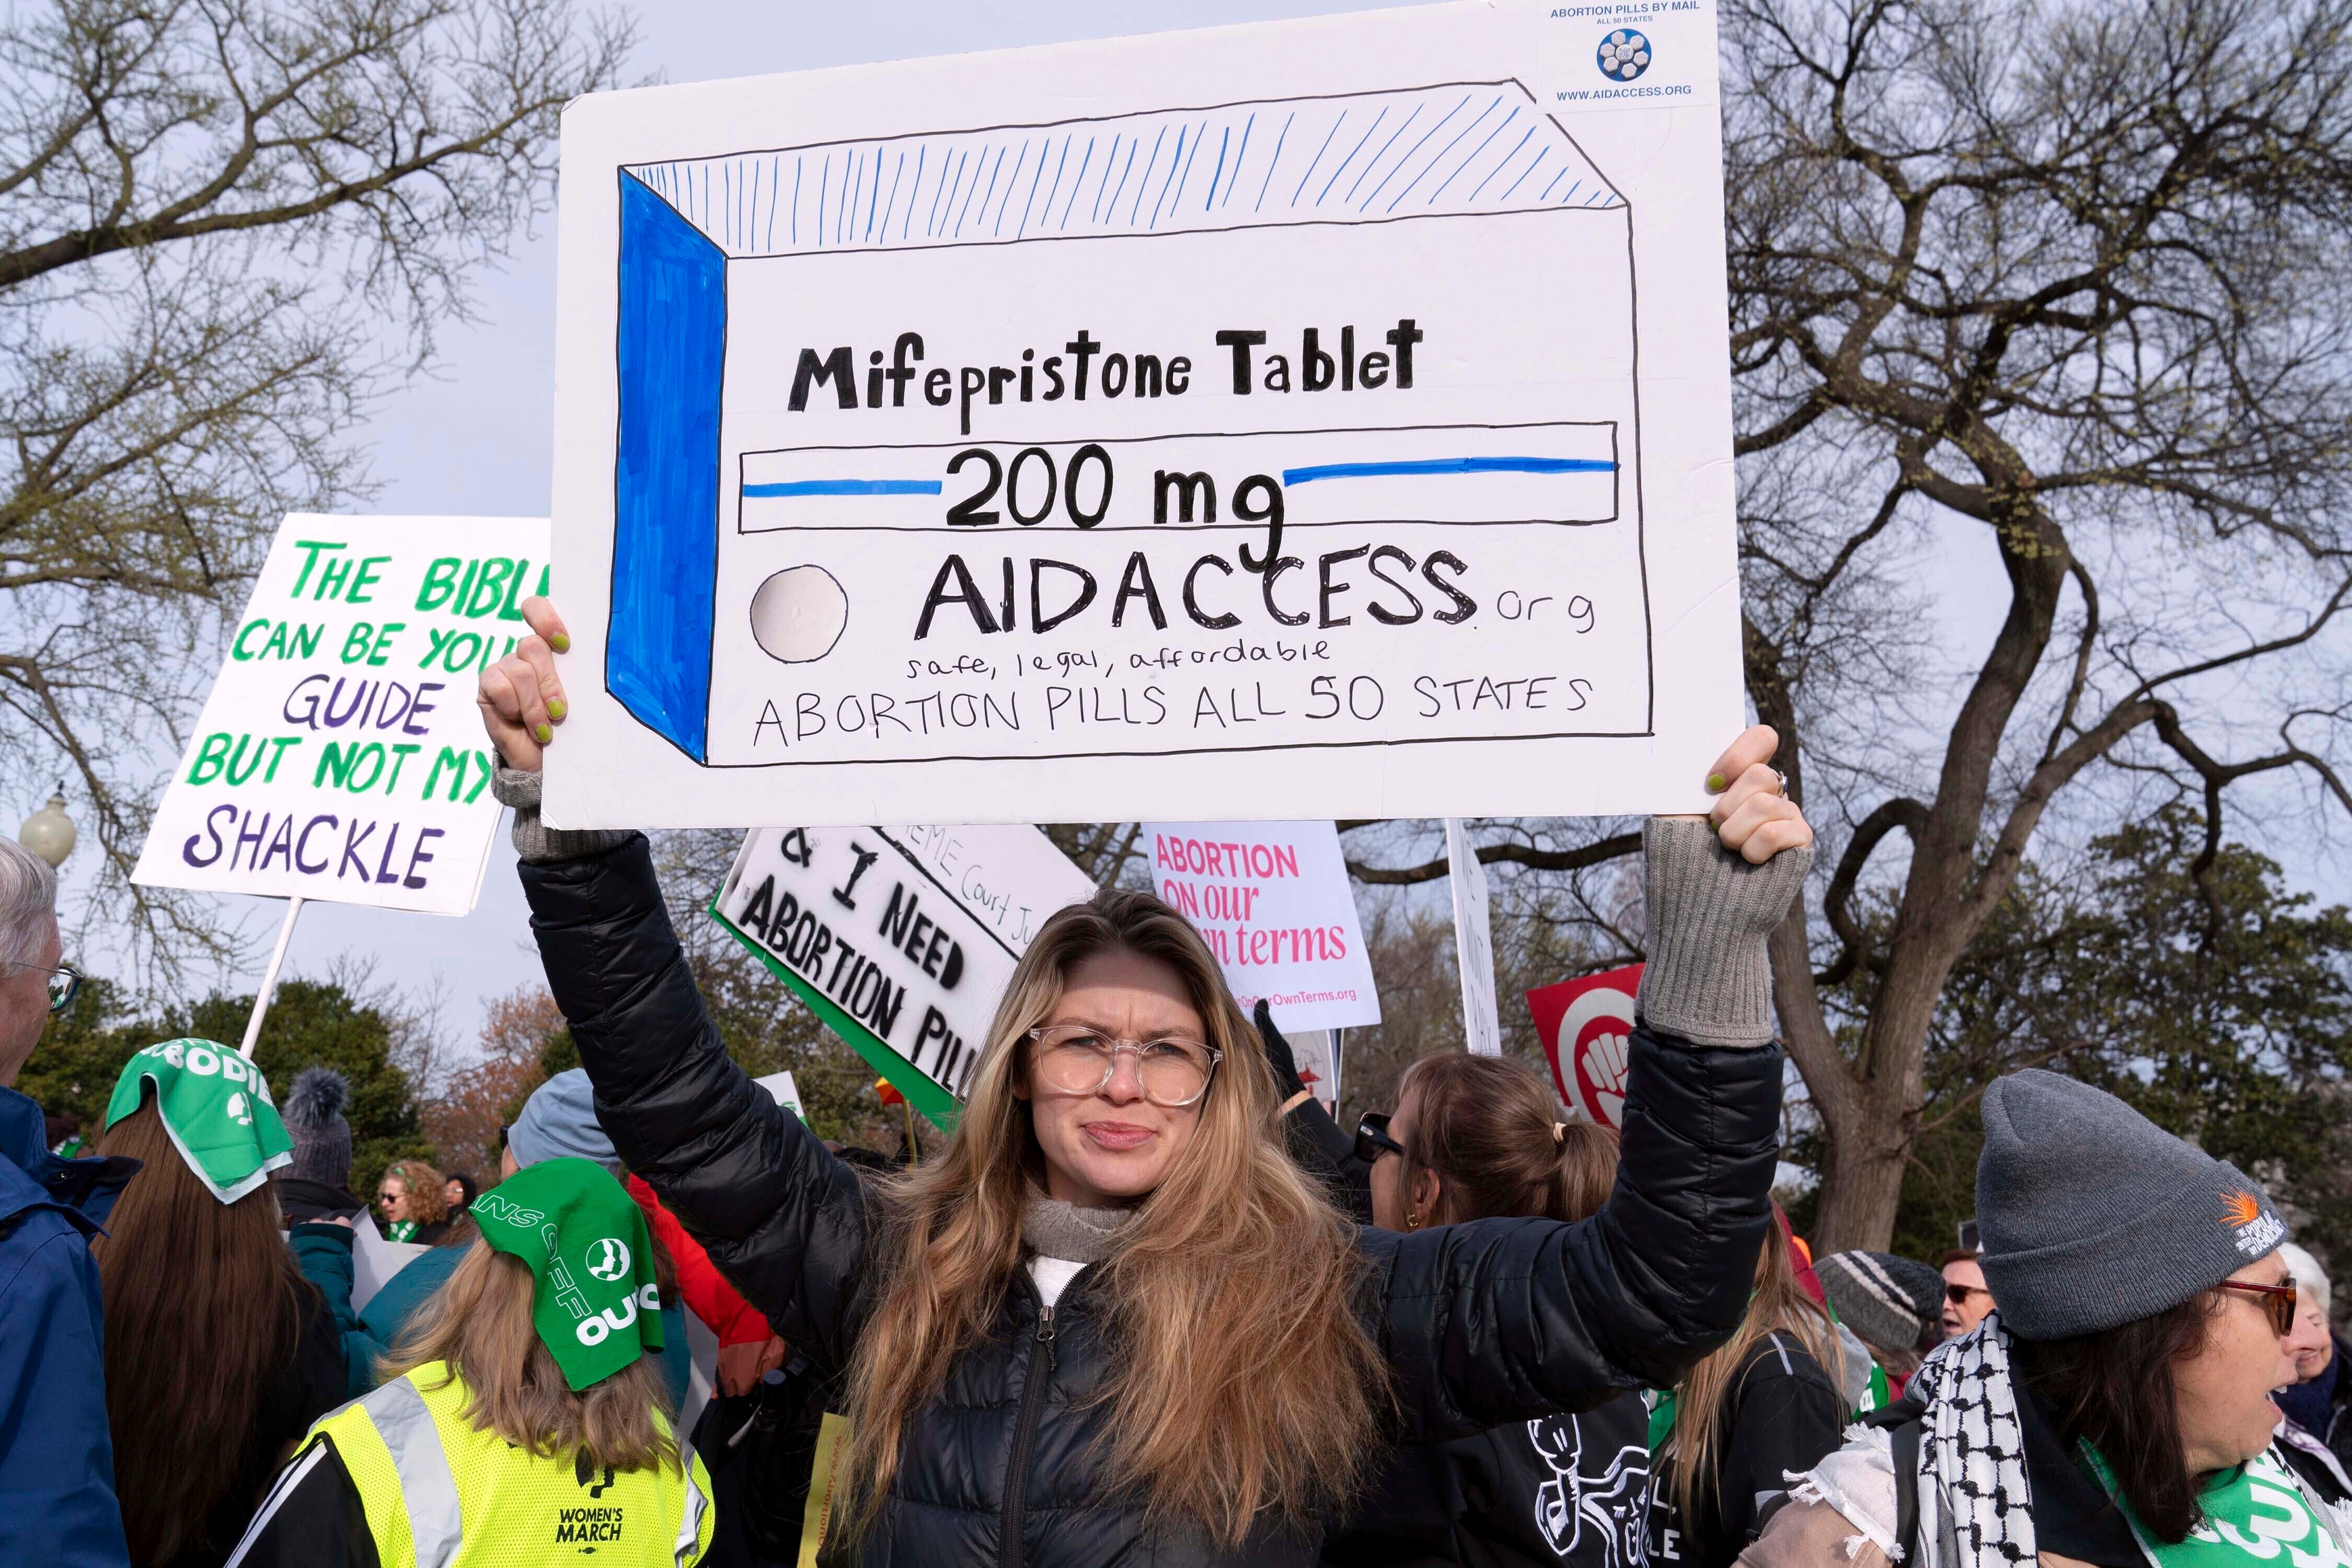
xmin=134 ymin=515 xmax=552 ymax=915
xmin=542 ymin=0 xmax=1745 ymax=831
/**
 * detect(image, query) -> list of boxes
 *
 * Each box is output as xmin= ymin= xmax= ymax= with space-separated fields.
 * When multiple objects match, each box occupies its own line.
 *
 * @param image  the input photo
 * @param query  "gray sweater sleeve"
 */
xmin=491 ymin=767 xmax=635 ymax=864
xmin=1635 ymin=816 xmax=1812 ymax=1048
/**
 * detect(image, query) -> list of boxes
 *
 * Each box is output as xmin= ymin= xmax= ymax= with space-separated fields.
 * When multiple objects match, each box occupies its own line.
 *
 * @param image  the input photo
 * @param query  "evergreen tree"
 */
xmin=19 ymin=978 xmax=436 ymax=1201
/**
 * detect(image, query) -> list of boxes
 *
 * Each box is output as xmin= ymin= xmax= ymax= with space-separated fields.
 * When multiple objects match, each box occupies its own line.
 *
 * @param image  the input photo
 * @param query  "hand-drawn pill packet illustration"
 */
xmin=551 ymin=3 xmax=1744 ymax=828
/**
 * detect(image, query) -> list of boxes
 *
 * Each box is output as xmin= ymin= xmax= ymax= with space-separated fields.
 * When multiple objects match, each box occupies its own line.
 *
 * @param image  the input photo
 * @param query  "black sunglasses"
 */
xmin=1355 ymin=1111 xmax=1408 ymax=1166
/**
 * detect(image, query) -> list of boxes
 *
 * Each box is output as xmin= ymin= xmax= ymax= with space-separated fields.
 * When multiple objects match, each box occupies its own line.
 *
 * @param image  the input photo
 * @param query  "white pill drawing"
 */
xmin=749 ymin=564 xmax=849 ymax=663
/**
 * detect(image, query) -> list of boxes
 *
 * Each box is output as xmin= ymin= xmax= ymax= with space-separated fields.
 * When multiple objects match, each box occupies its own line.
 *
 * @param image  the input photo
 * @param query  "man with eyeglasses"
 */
xmin=0 ymin=835 xmax=134 ymax=1566
xmin=1940 ymin=1246 xmax=1997 ymax=1338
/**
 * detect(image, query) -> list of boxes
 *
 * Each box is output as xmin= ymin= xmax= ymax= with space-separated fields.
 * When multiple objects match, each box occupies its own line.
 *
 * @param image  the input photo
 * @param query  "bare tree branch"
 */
xmin=1345 ymin=831 xmax=1642 ymax=886
xmin=0 ymin=0 xmax=635 ymax=980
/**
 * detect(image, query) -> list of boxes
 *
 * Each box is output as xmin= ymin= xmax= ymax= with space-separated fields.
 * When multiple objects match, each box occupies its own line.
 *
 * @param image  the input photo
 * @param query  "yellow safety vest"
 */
xmin=306 ymin=1363 xmax=714 ymax=1568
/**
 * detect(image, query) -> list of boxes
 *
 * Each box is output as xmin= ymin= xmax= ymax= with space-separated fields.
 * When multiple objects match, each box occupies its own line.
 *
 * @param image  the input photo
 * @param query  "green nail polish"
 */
xmin=550 ymin=633 xmax=571 ymax=653
xmin=534 ymin=722 xmax=554 ymax=744
xmin=546 ymin=698 xmax=567 ymax=721
xmin=1705 ymin=772 xmax=1728 ymax=793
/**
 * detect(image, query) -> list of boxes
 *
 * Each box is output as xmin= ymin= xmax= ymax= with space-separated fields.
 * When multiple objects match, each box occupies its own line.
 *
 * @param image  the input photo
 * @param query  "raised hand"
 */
xmin=1253 ymin=998 xmax=1308 ymax=1100
xmin=1702 ymin=725 xmax=1812 ymax=864
xmin=477 ymin=596 xmax=570 ymax=772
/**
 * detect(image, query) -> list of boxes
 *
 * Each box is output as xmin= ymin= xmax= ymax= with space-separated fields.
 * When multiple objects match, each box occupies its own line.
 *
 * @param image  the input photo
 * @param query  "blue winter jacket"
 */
xmin=0 ymin=1086 xmax=137 ymax=1568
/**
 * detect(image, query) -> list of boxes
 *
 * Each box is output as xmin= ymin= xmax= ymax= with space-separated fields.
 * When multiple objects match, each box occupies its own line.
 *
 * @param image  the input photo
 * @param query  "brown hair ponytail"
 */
xmin=1394 ymin=1052 xmax=1620 ymax=1226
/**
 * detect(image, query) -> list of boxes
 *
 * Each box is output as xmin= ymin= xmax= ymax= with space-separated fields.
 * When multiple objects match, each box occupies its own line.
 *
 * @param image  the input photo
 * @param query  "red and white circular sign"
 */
xmin=1558 ymin=985 xmax=1636 ymax=1128
xmin=1524 ymin=963 xmax=1643 ymax=1129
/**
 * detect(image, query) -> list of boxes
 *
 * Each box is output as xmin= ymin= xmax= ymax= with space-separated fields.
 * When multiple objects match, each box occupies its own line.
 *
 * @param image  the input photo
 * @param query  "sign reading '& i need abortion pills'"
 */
xmin=132 ymin=515 xmax=552 ymax=915
xmin=545 ymin=0 xmax=1744 ymax=828
xmin=710 ymin=821 xmax=1095 ymax=1127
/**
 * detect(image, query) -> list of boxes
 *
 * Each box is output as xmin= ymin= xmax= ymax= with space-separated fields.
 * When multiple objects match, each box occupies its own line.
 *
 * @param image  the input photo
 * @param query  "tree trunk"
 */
xmin=1809 ymin=1077 xmax=1917 ymax=1250
xmin=1769 ymin=889 xmax=1956 ymax=1252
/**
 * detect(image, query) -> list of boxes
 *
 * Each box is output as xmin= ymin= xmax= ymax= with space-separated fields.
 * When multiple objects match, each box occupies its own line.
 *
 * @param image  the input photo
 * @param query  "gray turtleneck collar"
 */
xmin=1022 ymin=1193 xmax=1136 ymax=1264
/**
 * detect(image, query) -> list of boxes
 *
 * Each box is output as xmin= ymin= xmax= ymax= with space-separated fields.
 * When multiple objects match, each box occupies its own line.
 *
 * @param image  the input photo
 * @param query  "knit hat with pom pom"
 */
xmin=282 ymin=1066 xmax=353 ymax=1189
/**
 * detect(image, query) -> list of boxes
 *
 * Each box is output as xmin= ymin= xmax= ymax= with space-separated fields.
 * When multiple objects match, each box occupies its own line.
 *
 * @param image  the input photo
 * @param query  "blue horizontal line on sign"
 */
xmin=742 ymin=479 xmax=946 ymax=498
xmin=1280 ymin=456 xmax=1617 ymax=485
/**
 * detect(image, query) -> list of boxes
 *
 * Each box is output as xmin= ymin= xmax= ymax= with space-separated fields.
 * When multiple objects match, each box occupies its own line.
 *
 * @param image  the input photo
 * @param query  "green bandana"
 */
xmin=470 ymin=1158 xmax=665 ymax=1391
xmin=104 ymin=1040 xmax=293 ymax=1204
xmin=1646 ymin=1387 xmax=1677 ymax=1452
xmin=2083 ymin=1442 xmax=2352 ymax=1568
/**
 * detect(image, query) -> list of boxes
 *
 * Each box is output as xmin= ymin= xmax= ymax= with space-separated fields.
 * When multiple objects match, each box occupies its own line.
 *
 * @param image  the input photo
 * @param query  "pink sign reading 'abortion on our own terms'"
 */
xmin=1144 ymin=820 xmax=1381 ymax=1035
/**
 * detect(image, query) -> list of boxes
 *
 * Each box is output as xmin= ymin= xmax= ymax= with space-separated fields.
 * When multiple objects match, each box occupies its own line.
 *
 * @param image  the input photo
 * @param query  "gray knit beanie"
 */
xmin=1817 ymin=1250 xmax=1943 ymax=1355
xmin=508 ymin=1068 xmax=620 ymax=1173
xmin=1977 ymin=1069 xmax=2287 ymax=1340
xmin=282 ymin=1066 xmax=354 ymax=1188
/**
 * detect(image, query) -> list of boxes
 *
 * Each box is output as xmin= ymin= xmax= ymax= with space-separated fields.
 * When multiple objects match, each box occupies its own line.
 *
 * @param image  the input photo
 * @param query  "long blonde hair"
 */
xmin=1662 ymin=1218 xmax=1839 ymax=1522
xmin=840 ymin=887 xmax=1388 ymax=1548
xmin=383 ymin=1243 xmax=679 ymax=1475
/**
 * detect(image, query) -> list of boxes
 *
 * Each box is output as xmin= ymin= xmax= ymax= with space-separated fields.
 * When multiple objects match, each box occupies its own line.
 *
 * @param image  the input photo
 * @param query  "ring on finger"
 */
xmin=1771 ymin=768 xmax=1789 ymax=798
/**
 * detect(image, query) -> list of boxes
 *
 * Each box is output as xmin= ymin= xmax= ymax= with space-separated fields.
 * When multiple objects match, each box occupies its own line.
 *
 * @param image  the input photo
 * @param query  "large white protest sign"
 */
xmin=711 ymin=823 xmax=1094 ymax=1126
xmin=545 ymin=0 xmax=1742 ymax=829
xmin=1145 ymin=821 xmax=1379 ymax=1034
xmin=133 ymin=515 xmax=549 ymax=915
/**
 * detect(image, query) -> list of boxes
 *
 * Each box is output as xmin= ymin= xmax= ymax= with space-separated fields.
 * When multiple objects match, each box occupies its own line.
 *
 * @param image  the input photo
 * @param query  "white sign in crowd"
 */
xmin=540 ymin=1 xmax=1742 ymax=832
xmin=134 ymin=515 xmax=550 ymax=916
xmin=711 ymin=822 xmax=1094 ymax=1123
xmin=1143 ymin=821 xmax=1379 ymax=1036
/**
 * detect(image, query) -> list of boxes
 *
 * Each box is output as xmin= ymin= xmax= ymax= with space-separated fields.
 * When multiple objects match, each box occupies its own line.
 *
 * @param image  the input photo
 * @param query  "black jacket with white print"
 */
xmin=1323 ymin=1392 xmax=1654 ymax=1568
xmin=1641 ymin=1332 xmax=1843 ymax=1568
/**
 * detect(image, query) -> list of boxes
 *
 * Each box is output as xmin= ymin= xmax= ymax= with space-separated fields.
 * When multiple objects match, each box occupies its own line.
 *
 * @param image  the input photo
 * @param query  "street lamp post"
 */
xmin=17 ymin=787 xmax=74 ymax=868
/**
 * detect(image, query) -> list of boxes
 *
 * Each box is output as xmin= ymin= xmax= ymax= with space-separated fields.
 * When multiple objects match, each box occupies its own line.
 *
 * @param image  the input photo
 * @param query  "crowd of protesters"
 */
xmin=0 ymin=595 xmax=2341 ymax=1568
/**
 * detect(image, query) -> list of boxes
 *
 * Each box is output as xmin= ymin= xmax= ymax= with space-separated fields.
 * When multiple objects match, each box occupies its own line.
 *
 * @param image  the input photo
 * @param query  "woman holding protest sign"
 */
xmin=91 ymin=1042 xmax=346 ymax=1568
xmin=475 ymin=597 xmax=1812 ymax=1567
xmin=223 ymin=1155 xmax=717 ymax=1567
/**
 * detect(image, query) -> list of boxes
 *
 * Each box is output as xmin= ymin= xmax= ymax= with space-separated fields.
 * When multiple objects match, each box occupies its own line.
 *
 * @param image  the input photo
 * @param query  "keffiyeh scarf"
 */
xmin=1790 ymin=1315 xmax=2034 ymax=1568
xmin=1902 ymin=1316 xmax=2037 ymax=1568
xmin=1801 ymin=1316 xmax=2352 ymax=1568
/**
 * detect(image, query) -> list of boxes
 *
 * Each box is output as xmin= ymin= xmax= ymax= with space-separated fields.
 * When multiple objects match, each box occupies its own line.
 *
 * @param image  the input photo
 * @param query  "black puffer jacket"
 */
xmin=520 ymin=835 xmax=1784 ymax=1568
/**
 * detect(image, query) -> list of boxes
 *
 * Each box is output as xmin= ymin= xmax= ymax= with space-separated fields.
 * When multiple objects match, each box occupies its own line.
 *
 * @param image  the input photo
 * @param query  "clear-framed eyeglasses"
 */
xmin=1025 ymin=1024 xmax=1224 ymax=1108
xmin=5 ymin=959 xmax=82 ymax=1015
